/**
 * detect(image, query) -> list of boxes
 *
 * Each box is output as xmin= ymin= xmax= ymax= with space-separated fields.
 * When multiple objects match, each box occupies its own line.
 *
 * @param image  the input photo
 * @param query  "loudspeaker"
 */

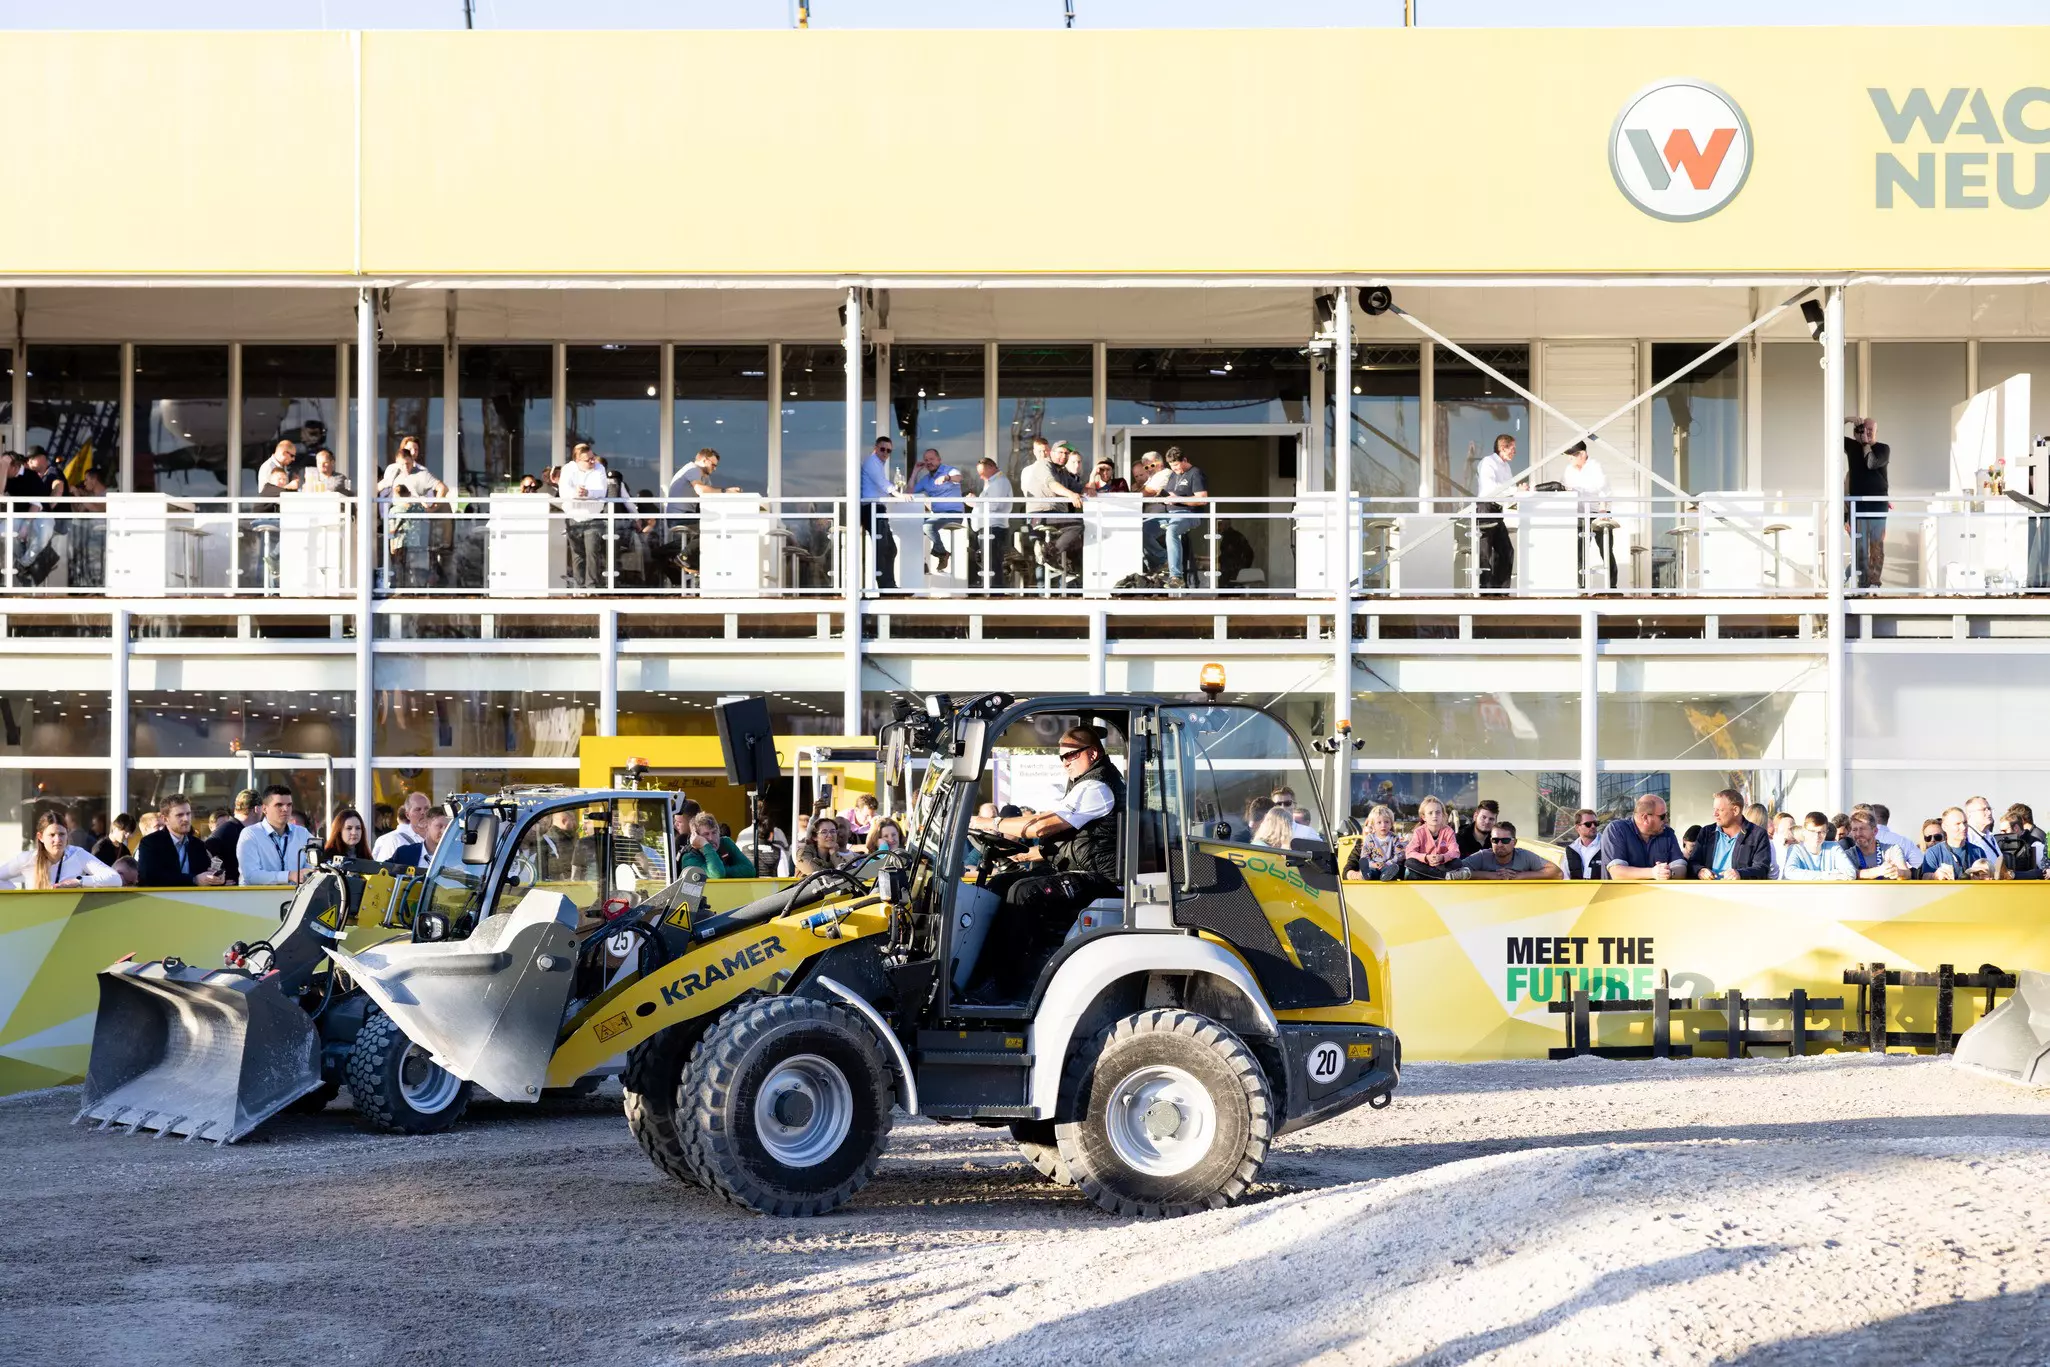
xmin=714 ymin=695 xmax=780 ymax=790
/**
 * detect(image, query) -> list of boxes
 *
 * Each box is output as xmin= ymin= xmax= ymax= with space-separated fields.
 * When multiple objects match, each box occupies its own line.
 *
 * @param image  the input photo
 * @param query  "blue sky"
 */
xmin=4 ymin=0 xmax=2046 ymax=26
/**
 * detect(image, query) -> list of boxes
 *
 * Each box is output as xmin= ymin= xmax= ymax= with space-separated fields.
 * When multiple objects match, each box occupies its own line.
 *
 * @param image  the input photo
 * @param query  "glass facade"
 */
xmin=1434 ymin=345 xmax=1530 ymax=498
xmin=0 ymin=691 xmax=112 ymax=757
xmin=240 ymin=345 xmax=339 ymax=494
xmin=458 ymin=345 xmax=554 ymax=495
xmin=565 ymin=345 xmax=660 ymax=500
xmin=1598 ymin=657 xmax=1827 ymax=763
xmin=1978 ymin=342 xmax=2050 ymax=475
xmin=996 ymin=344 xmax=1092 ymax=478
xmin=1868 ymin=342 xmax=1967 ymax=495
xmin=375 ymin=656 xmax=596 ymax=759
xmin=1760 ymin=342 xmax=1858 ymax=495
xmin=1651 ymin=342 xmax=1743 ymax=495
xmin=674 ymin=346 xmax=771 ymax=497
xmin=25 ymin=345 xmax=121 ymax=489
xmin=1105 ymin=348 xmax=1309 ymax=429
xmin=1329 ymin=345 xmax=1423 ymax=498
xmin=371 ymin=344 xmax=445 ymax=478
xmin=890 ymin=346 xmax=985 ymax=478
xmin=1353 ymin=657 xmax=1580 ymax=764
xmin=618 ymin=690 xmax=843 ymax=739
xmin=129 ymin=688 xmax=355 ymax=758
xmin=1348 ymin=769 xmax=1581 ymax=842
xmin=781 ymin=343 xmax=873 ymax=499
xmin=132 ymin=346 xmax=231 ymax=498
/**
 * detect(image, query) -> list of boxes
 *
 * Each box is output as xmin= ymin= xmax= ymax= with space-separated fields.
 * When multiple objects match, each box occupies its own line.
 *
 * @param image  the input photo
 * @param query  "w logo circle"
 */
xmin=1609 ymin=79 xmax=1753 ymax=222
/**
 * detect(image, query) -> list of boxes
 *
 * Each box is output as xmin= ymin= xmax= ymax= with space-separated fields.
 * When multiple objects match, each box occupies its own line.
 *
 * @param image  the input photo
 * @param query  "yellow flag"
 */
xmin=62 ymin=440 xmax=95 ymax=486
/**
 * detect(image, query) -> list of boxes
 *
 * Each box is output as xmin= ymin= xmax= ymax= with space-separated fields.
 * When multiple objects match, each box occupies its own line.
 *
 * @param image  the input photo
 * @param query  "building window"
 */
xmin=1353 ymin=657 xmax=1580 ymax=765
xmin=1651 ymin=342 xmax=1743 ymax=496
xmin=360 ymin=343 xmax=445 ymax=476
xmin=25 ymin=344 xmax=121 ymax=490
xmin=996 ymin=344 xmax=1092 ymax=477
xmin=375 ymin=655 xmax=595 ymax=758
xmin=890 ymin=346 xmax=985 ymax=476
xmin=132 ymin=346 xmax=231 ymax=497
xmin=129 ymin=688 xmax=355 ymax=758
xmin=1868 ymin=342 xmax=1967 ymax=494
xmin=1598 ymin=656 xmax=1826 ymax=766
xmin=1979 ymin=342 xmax=2050 ymax=485
xmin=1328 ymin=345 xmax=1422 ymax=498
xmin=241 ymin=345 xmax=339 ymax=495
xmin=780 ymin=343 xmax=872 ymax=499
xmin=1105 ymin=348 xmax=1309 ymax=429
xmin=1434 ymin=345 xmax=1529 ymax=498
xmin=566 ymin=345 xmax=660 ymax=500
xmin=0 ymin=691 xmax=112 ymax=758
xmin=458 ymin=345 xmax=553 ymax=495
xmin=673 ymin=346 xmax=770 ymax=497
xmin=1761 ymin=342 xmax=1858 ymax=495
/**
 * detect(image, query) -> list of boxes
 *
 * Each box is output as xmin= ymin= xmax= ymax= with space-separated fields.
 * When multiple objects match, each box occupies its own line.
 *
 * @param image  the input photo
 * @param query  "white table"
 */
xmin=279 ymin=493 xmax=349 ymax=595
xmin=487 ymin=494 xmax=565 ymax=595
xmin=1514 ymin=492 xmax=1582 ymax=592
xmin=105 ymin=494 xmax=202 ymax=596
xmin=1084 ymin=494 xmax=1144 ymax=593
xmin=1695 ymin=495 xmax=1817 ymax=594
xmin=700 ymin=494 xmax=788 ymax=595
xmin=1921 ymin=499 xmax=2033 ymax=594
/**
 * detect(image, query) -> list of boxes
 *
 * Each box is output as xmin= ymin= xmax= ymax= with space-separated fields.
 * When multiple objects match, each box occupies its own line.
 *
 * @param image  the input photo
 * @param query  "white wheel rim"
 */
xmin=754 ymin=1053 xmax=854 ymax=1168
xmin=1103 ymin=1063 xmax=1216 ymax=1177
xmin=398 ymin=1042 xmax=463 ymax=1114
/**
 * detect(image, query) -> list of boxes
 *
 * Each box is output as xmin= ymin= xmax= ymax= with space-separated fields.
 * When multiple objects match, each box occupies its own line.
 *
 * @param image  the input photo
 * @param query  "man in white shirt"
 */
xmin=665 ymin=446 xmax=742 ymax=577
xmin=376 ymin=437 xmax=447 ymax=589
xmin=1558 ymin=808 xmax=1604 ymax=879
xmin=1960 ymin=796 xmax=2004 ymax=869
xmin=372 ymin=790 xmax=432 ymax=862
xmin=558 ymin=442 xmax=612 ymax=590
xmin=1020 ymin=439 xmax=1085 ymax=584
xmin=236 ymin=785 xmax=314 ymax=886
xmin=1137 ymin=452 xmax=1170 ymax=495
xmin=1864 ymin=801 xmax=1918 ymax=860
xmin=967 ymin=457 xmax=1013 ymax=588
xmin=1474 ymin=433 xmax=1520 ymax=591
xmin=252 ymin=440 xmax=302 ymax=591
xmin=1560 ymin=439 xmax=1616 ymax=591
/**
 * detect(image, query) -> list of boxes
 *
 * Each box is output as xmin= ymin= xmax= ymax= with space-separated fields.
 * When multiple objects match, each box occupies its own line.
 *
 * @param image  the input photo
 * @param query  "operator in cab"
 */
xmin=965 ymin=725 xmax=1123 ymax=1002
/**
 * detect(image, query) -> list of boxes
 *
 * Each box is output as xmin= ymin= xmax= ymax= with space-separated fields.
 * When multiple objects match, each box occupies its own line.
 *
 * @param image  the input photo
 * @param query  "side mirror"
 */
xmin=462 ymin=812 xmax=499 ymax=866
xmin=951 ymin=720 xmax=987 ymax=781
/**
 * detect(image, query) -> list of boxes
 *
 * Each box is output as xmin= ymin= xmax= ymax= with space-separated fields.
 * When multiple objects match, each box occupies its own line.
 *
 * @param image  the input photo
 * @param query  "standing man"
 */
xmin=1020 ymin=437 xmax=1084 ymax=586
xmin=387 ymin=808 xmax=451 ymax=868
xmin=1143 ymin=447 xmax=1209 ymax=589
xmin=1561 ymin=440 xmax=1615 ymax=590
xmin=1558 ymin=808 xmax=1605 ymax=880
xmin=1768 ymin=812 xmax=1799 ymax=879
xmin=665 ymin=447 xmax=741 ymax=580
xmin=377 ymin=437 xmax=447 ymax=590
xmin=860 ymin=436 xmax=898 ymax=591
xmin=1845 ymin=417 xmax=1891 ymax=590
xmin=236 ymin=784 xmax=314 ymax=886
xmin=135 ymin=794 xmax=227 ymax=888
xmin=1474 ymin=433 xmax=1521 ymax=592
xmin=1686 ymin=788 xmax=1774 ymax=881
xmin=1597 ymin=794 xmax=1688 ymax=880
xmin=558 ymin=442 xmax=612 ymax=591
xmin=911 ymin=448 xmax=967 ymax=574
xmin=373 ymin=790 xmax=432 ymax=862
xmin=966 ymin=456 xmax=1013 ymax=588
xmin=254 ymin=440 xmax=301 ymax=591
xmin=205 ymin=788 xmax=258 ymax=884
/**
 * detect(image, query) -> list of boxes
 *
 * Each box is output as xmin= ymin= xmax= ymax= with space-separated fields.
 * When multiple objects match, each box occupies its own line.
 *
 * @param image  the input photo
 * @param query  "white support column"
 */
xmin=1087 ymin=610 xmax=1107 ymax=694
xmin=226 ymin=341 xmax=244 ymax=495
xmin=1822 ymin=285 xmax=1847 ymax=814
xmin=1417 ymin=339 xmax=1435 ymax=503
xmin=983 ymin=341 xmax=999 ymax=470
xmin=334 ymin=340 xmax=350 ymax=476
xmin=1331 ymin=292 xmax=1353 ymax=753
xmin=598 ymin=608 xmax=618 ymax=736
xmin=1580 ymin=607 xmax=1599 ymax=812
xmin=1307 ymin=354 xmax=1325 ymax=494
xmin=118 ymin=342 xmax=135 ymax=491
xmin=353 ymin=289 xmax=378 ymax=813
xmin=109 ymin=607 xmax=130 ymax=817
xmin=842 ymin=287 xmax=864 ymax=733
xmin=442 ymin=305 xmax=461 ymax=489
xmin=551 ymin=339 xmax=568 ymax=471
xmin=10 ymin=290 xmax=26 ymax=457
xmin=766 ymin=343 xmax=784 ymax=498
xmin=1091 ymin=341 xmax=1108 ymax=466
xmin=657 ymin=340 xmax=676 ymax=490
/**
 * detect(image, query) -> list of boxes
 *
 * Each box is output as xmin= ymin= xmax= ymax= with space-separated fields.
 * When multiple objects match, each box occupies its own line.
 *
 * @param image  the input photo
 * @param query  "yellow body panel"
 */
xmin=1202 ymin=842 xmax=1394 ymax=1031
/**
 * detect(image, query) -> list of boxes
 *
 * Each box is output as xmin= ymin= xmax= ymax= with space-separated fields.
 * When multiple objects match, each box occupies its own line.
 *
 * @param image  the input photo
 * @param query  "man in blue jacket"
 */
xmin=1686 ymin=788 xmax=1776 ymax=881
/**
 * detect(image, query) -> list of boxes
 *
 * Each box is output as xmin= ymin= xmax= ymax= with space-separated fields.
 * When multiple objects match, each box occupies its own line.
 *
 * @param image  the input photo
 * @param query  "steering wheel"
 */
xmin=968 ymin=828 xmax=1032 ymax=862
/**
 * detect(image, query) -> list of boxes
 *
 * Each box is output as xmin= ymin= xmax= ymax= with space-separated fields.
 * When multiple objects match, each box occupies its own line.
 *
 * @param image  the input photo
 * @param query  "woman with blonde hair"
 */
xmin=1251 ymin=807 xmax=1296 ymax=849
xmin=1 ymin=811 xmax=122 ymax=889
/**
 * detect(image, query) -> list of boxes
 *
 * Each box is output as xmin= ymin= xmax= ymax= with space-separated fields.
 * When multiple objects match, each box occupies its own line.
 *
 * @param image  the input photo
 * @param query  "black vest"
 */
xmin=1050 ymin=753 xmax=1124 ymax=881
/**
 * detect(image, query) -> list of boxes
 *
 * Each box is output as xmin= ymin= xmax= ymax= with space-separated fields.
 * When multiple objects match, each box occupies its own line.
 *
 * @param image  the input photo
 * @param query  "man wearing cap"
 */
xmin=204 ymin=788 xmax=259 ymax=884
xmin=1143 ymin=447 xmax=1208 ymax=588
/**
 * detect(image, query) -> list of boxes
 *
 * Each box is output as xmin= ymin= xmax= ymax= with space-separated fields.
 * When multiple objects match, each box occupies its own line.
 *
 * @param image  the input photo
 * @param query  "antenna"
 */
xmin=1403 ymin=0 xmax=1414 ymax=24
xmin=462 ymin=0 xmax=475 ymax=28
xmin=1064 ymin=0 xmax=1076 ymax=28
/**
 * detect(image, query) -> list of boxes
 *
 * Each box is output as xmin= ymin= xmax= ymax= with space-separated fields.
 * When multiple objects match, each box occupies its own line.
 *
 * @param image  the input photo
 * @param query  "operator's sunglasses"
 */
xmin=1058 ymin=747 xmax=1091 ymax=760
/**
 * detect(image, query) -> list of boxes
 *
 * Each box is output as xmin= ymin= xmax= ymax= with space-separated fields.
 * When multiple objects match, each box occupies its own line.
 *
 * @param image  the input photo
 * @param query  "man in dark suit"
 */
xmin=204 ymin=788 xmax=258 ymax=885
xmin=1685 ymin=788 xmax=1775 ymax=881
xmin=136 ymin=794 xmax=227 ymax=888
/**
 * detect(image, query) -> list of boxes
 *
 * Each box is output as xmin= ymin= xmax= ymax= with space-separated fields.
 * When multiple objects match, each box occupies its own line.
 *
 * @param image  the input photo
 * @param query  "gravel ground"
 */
xmin=5 ymin=1054 xmax=2050 ymax=1366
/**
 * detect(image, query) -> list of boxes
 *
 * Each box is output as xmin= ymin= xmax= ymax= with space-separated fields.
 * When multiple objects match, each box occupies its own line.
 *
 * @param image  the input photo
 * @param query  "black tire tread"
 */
xmin=679 ymin=995 xmax=893 ymax=1217
xmin=1053 ymin=1008 xmax=1272 ymax=1219
xmin=345 ymin=1009 xmax=472 ymax=1135
xmin=623 ymin=1024 xmax=704 ymax=1187
xmin=1010 ymin=1119 xmax=1075 ymax=1186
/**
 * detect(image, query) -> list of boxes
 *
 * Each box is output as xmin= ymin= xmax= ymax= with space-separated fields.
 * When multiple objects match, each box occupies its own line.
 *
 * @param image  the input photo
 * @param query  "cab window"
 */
xmin=1162 ymin=705 xmax=1328 ymax=848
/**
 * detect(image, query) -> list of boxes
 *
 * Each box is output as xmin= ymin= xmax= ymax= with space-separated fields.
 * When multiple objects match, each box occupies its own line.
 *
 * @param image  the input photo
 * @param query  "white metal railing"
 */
xmin=868 ymin=495 xmax=1339 ymax=597
xmin=373 ymin=494 xmax=847 ymax=597
xmin=1 ymin=494 xmax=357 ymax=597
xmin=1844 ymin=494 xmax=2050 ymax=597
xmin=1352 ymin=494 xmax=1830 ymax=597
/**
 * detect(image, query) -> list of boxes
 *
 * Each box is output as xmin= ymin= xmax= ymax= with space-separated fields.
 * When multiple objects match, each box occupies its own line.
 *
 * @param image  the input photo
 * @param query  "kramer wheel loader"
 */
xmin=321 ymin=686 xmax=1403 ymax=1218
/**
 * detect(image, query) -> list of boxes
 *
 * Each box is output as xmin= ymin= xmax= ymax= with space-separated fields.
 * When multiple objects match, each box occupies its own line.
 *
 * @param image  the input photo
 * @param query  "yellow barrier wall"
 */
xmin=7 ymin=880 xmax=2047 ymax=1097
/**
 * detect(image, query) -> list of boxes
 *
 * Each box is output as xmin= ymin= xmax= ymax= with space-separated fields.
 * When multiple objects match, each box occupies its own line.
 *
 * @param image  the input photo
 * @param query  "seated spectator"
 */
xmin=1830 ymin=812 xmax=1852 ymax=844
xmin=735 ymin=811 xmax=791 ymax=878
xmin=0 ymin=812 xmax=121 ymax=888
xmin=1251 ymin=808 xmax=1295 ymax=849
xmin=677 ymin=811 xmax=757 ymax=880
xmin=236 ymin=784 xmax=316 ymax=885
xmin=1803 ymin=809 xmax=1834 ymax=843
xmin=1768 ymin=812 xmax=1797 ymax=878
xmin=207 ymin=789 xmax=259 ymax=884
xmin=910 ymin=448 xmax=967 ymax=574
xmin=1840 ymin=812 xmax=1915 ymax=880
xmin=1141 ymin=447 xmax=1207 ymax=588
xmin=93 ymin=812 xmax=137 ymax=867
xmin=1558 ymin=808 xmax=1605 ymax=880
xmin=1867 ymin=802 xmax=1916 ymax=858
xmin=1456 ymin=799 xmax=1499 ymax=859
xmin=1403 ymin=795 xmax=1463 ymax=879
xmin=1599 ymin=795 xmax=1688 ymax=880
xmin=1919 ymin=818 xmax=1943 ymax=851
xmin=1460 ymin=822 xmax=1562 ymax=880
xmin=804 ymin=815 xmax=863 ymax=871
xmin=1743 ymin=802 xmax=1770 ymax=830
xmin=1778 ymin=817 xmax=1835 ymax=879
xmin=323 ymin=808 xmax=374 ymax=862
xmin=866 ymin=818 xmax=905 ymax=856
xmin=377 ymin=436 xmax=448 ymax=590
xmin=1920 ymin=806 xmax=1993 ymax=881
xmin=1242 ymin=795 xmax=1275 ymax=843
xmin=1085 ymin=459 xmax=1128 ymax=496
xmin=136 ymin=794 xmax=227 ymax=887
xmin=1686 ymin=788 xmax=1774 ymax=881
xmin=111 ymin=856 xmax=140 ymax=887
xmin=1961 ymin=795 xmax=2004 ymax=869
xmin=1270 ymin=787 xmax=1320 ymax=843
xmin=843 ymin=792 xmax=879 ymax=841
xmin=1343 ymin=804 xmax=1404 ymax=881
xmin=299 ymin=447 xmax=353 ymax=496
xmin=1020 ymin=437 xmax=1084 ymax=586
xmin=1996 ymin=803 xmax=2046 ymax=881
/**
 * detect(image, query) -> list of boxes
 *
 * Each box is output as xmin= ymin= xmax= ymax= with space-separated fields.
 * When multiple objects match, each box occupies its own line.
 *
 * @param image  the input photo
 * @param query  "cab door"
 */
xmin=1156 ymin=705 xmax=1356 ymax=1010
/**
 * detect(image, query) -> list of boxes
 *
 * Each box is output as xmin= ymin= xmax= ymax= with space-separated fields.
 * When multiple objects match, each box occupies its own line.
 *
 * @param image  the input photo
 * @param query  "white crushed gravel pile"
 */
xmin=5 ymin=1053 xmax=2049 ymax=1366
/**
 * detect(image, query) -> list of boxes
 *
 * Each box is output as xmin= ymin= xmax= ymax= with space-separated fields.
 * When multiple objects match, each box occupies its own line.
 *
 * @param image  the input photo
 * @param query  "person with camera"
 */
xmin=1845 ymin=417 xmax=1891 ymax=589
xmin=1996 ymin=803 xmax=2046 ymax=879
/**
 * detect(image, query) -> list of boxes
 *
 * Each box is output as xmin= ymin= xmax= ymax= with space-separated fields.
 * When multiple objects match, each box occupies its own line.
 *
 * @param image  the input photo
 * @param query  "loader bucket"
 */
xmin=327 ymin=889 xmax=579 ymax=1105
xmin=1954 ymin=969 xmax=2050 ymax=1086
xmin=76 ymin=961 xmax=323 ymax=1144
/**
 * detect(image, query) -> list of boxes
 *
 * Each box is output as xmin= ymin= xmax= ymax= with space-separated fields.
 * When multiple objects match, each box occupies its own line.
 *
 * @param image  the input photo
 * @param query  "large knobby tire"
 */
xmin=346 ymin=1009 xmax=473 ymax=1135
xmin=1054 ymin=1009 xmax=1272 ymax=1219
xmin=1011 ymin=1119 xmax=1075 ymax=1186
xmin=680 ymin=996 xmax=894 ymax=1217
xmin=623 ymin=1024 xmax=706 ymax=1187
xmin=287 ymin=1079 xmax=342 ymax=1114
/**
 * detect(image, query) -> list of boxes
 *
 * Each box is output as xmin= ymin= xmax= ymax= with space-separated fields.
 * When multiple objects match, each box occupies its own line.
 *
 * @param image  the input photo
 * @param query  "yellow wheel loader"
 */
xmin=313 ymin=689 xmax=1400 ymax=1217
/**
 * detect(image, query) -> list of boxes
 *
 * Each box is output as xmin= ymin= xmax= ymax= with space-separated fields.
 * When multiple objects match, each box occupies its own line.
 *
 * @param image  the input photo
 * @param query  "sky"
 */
xmin=2 ymin=0 xmax=2045 ymax=27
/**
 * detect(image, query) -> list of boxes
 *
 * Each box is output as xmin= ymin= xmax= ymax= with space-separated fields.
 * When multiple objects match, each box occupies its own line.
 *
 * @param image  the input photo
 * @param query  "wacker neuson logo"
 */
xmin=1608 ymin=79 xmax=1753 ymax=222
xmin=1870 ymin=88 xmax=2050 ymax=209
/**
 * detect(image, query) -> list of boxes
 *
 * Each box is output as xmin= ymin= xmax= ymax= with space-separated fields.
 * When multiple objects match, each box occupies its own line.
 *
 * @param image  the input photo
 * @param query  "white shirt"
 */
xmin=1873 ymin=824 xmax=1916 ymax=857
xmin=1476 ymin=452 xmax=1517 ymax=501
xmin=1565 ymin=836 xmax=1602 ymax=878
xmin=255 ymin=455 xmax=298 ymax=492
xmin=1289 ymin=819 xmax=1320 ymax=844
xmin=558 ymin=460 xmax=611 ymax=516
xmin=1561 ymin=456 xmax=1610 ymax=508
xmin=0 ymin=845 xmax=121 ymax=888
xmin=1141 ymin=467 xmax=1171 ymax=495
xmin=1047 ymin=778 xmax=1117 ymax=832
xmin=371 ymin=822 xmax=418 ymax=862
xmin=973 ymin=472 xmax=1013 ymax=529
